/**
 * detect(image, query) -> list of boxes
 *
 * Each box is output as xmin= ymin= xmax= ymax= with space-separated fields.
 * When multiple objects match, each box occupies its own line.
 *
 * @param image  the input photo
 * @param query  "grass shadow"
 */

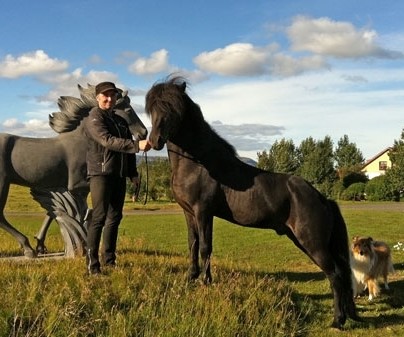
xmin=119 ymin=247 xmax=184 ymax=258
xmin=393 ymin=262 xmax=404 ymax=271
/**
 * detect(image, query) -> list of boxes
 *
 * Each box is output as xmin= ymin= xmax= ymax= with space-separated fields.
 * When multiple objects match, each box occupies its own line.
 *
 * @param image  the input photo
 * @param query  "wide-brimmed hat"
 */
xmin=95 ymin=81 xmax=118 ymax=95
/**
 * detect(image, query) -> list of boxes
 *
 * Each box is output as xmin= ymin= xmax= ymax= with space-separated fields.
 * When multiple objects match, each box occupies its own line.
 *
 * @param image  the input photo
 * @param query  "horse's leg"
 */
xmin=0 ymin=214 xmax=36 ymax=257
xmin=286 ymin=219 xmax=357 ymax=329
xmin=0 ymin=181 xmax=36 ymax=258
xmin=195 ymin=211 xmax=213 ymax=284
xmin=184 ymin=208 xmax=213 ymax=284
xmin=184 ymin=210 xmax=200 ymax=280
xmin=327 ymin=201 xmax=360 ymax=325
xmin=285 ymin=225 xmax=347 ymax=328
xmin=313 ymin=248 xmax=350 ymax=329
xmin=34 ymin=215 xmax=53 ymax=254
xmin=286 ymin=180 xmax=357 ymax=328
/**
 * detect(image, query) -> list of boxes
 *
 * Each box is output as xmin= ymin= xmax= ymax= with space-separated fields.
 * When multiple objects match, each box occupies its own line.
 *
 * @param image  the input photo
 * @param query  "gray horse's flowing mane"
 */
xmin=49 ymin=84 xmax=129 ymax=134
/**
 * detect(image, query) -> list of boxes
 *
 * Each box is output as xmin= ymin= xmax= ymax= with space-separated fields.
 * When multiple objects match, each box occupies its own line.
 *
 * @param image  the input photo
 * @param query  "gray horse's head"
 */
xmin=49 ymin=84 xmax=148 ymax=140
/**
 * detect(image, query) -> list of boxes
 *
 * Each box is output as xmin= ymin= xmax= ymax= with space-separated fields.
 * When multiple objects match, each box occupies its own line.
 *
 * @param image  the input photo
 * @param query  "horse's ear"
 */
xmin=180 ymin=82 xmax=186 ymax=92
xmin=122 ymin=90 xmax=128 ymax=97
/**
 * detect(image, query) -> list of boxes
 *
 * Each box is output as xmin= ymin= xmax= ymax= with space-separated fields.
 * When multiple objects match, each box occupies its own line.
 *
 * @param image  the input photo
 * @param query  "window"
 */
xmin=379 ymin=161 xmax=387 ymax=170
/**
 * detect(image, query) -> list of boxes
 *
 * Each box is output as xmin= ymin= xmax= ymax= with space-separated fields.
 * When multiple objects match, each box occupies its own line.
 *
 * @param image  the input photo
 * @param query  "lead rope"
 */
xmin=142 ymin=151 xmax=149 ymax=205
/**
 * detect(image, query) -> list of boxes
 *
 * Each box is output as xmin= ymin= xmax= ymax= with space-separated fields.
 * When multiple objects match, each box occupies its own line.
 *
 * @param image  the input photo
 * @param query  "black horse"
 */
xmin=145 ymin=76 xmax=359 ymax=329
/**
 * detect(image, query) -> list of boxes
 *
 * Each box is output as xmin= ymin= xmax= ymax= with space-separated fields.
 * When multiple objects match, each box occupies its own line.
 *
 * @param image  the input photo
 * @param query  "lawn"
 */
xmin=0 ymin=186 xmax=403 ymax=336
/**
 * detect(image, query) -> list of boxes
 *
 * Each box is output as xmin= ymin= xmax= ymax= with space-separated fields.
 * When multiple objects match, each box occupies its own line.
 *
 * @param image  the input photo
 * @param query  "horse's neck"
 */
xmin=169 ymin=119 xmax=210 ymax=160
xmin=58 ymin=122 xmax=86 ymax=142
xmin=166 ymin=141 xmax=197 ymax=167
xmin=167 ymin=119 xmax=238 ymax=172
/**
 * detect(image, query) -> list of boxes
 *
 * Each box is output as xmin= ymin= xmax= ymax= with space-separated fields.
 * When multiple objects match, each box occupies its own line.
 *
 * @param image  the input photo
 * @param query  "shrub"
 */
xmin=341 ymin=182 xmax=366 ymax=201
xmin=365 ymin=175 xmax=397 ymax=201
xmin=331 ymin=180 xmax=345 ymax=200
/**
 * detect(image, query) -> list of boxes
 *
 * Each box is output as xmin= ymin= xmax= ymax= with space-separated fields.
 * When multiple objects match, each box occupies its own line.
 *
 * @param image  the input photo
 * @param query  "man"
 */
xmin=84 ymin=81 xmax=150 ymax=274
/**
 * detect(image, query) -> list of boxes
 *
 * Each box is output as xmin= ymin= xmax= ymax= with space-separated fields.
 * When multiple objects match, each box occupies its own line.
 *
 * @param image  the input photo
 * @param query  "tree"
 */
xmin=334 ymin=135 xmax=367 ymax=187
xmin=257 ymin=138 xmax=298 ymax=174
xmin=386 ymin=128 xmax=404 ymax=199
xmin=297 ymin=136 xmax=335 ymax=187
xmin=334 ymin=135 xmax=365 ymax=173
xmin=297 ymin=136 xmax=316 ymax=166
xmin=132 ymin=157 xmax=173 ymax=202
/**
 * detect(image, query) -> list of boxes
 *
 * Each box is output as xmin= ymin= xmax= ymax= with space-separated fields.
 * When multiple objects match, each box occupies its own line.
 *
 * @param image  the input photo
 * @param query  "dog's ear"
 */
xmin=367 ymin=237 xmax=373 ymax=242
xmin=352 ymin=236 xmax=359 ymax=243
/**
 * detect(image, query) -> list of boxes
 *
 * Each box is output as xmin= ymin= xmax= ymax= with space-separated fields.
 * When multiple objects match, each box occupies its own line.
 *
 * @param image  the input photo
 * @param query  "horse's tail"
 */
xmin=328 ymin=199 xmax=359 ymax=322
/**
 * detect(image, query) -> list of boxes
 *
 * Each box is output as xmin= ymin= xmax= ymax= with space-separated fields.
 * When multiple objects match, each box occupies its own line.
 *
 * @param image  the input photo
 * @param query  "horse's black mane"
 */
xmin=49 ymin=84 xmax=130 ymax=134
xmin=146 ymin=76 xmax=237 ymax=157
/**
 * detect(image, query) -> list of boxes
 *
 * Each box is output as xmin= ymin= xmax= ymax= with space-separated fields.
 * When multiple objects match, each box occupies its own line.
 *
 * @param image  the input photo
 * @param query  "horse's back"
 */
xmin=0 ymin=133 xmax=69 ymax=187
xmin=218 ymin=169 xmax=330 ymax=232
xmin=211 ymin=169 xmax=291 ymax=228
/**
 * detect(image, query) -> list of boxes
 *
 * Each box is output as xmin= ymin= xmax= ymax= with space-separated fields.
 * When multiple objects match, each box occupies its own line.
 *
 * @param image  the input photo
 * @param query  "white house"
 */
xmin=361 ymin=147 xmax=392 ymax=179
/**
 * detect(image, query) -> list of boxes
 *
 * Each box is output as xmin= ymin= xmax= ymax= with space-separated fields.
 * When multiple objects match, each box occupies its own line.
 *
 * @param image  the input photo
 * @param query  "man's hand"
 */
xmin=139 ymin=139 xmax=151 ymax=152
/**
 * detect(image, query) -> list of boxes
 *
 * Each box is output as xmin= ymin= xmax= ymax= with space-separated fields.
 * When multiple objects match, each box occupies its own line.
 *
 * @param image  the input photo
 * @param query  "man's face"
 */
xmin=96 ymin=90 xmax=117 ymax=110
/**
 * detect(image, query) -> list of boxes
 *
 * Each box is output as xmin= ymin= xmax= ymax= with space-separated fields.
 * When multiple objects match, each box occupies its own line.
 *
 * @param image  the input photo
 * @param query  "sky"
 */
xmin=1 ymin=0 xmax=403 ymax=161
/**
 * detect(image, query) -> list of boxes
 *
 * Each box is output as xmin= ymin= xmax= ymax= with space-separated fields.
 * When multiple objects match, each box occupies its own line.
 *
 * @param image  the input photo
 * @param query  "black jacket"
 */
xmin=84 ymin=107 xmax=139 ymax=178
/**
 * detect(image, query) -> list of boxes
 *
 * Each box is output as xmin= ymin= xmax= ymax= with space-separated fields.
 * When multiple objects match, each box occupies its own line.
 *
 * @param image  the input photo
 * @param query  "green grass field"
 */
xmin=0 ymin=185 xmax=403 ymax=336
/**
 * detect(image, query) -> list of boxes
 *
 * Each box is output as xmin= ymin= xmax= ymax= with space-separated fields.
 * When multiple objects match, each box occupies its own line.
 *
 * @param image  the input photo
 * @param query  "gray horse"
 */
xmin=0 ymin=84 xmax=148 ymax=257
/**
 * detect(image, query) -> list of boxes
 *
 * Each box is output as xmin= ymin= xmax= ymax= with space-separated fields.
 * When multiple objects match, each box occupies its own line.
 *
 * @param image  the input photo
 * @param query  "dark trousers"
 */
xmin=86 ymin=175 xmax=126 ymax=272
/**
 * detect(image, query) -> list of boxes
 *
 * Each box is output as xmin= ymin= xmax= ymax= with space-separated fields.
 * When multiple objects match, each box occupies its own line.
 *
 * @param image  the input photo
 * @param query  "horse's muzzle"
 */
xmin=150 ymin=136 xmax=166 ymax=151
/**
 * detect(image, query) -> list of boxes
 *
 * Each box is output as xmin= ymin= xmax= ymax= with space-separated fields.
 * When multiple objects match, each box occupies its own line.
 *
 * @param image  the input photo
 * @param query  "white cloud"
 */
xmin=1 ymin=118 xmax=54 ymax=137
xmin=210 ymin=121 xmax=285 ymax=152
xmin=173 ymin=69 xmax=209 ymax=84
xmin=128 ymin=49 xmax=171 ymax=75
xmin=271 ymin=54 xmax=328 ymax=77
xmin=25 ymin=119 xmax=51 ymax=131
xmin=287 ymin=16 xmax=404 ymax=59
xmin=0 ymin=50 xmax=68 ymax=79
xmin=194 ymin=43 xmax=276 ymax=76
xmin=2 ymin=118 xmax=24 ymax=129
xmin=193 ymin=42 xmax=328 ymax=77
xmin=194 ymin=69 xmax=404 ymax=159
xmin=38 ymin=68 xmax=120 ymax=103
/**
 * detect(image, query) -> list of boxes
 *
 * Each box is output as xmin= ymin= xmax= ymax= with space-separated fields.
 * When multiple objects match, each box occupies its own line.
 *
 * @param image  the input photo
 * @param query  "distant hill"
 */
xmin=239 ymin=157 xmax=257 ymax=167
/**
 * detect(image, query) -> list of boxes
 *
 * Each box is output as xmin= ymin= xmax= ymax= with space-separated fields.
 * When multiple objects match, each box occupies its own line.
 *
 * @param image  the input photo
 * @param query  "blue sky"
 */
xmin=1 ymin=0 xmax=403 ymax=160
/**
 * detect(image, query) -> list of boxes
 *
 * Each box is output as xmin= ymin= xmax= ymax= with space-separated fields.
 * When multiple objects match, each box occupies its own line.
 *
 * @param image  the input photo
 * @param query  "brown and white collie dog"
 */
xmin=350 ymin=236 xmax=394 ymax=300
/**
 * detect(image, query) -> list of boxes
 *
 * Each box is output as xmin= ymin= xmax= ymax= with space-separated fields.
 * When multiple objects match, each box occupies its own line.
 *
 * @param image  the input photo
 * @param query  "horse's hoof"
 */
xmin=330 ymin=321 xmax=343 ymax=330
xmin=187 ymin=274 xmax=198 ymax=283
xmin=36 ymin=245 xmax=48 ymax=255
xmin=331 ymin=317 xmax=346 ymax=330
xmin=187 ymin=269 xmax=200 ymax=281
xmin=24 ymin=249 xmax=37 ymax=258
xmin=203 ymin=275 xmax=212 ymax=285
